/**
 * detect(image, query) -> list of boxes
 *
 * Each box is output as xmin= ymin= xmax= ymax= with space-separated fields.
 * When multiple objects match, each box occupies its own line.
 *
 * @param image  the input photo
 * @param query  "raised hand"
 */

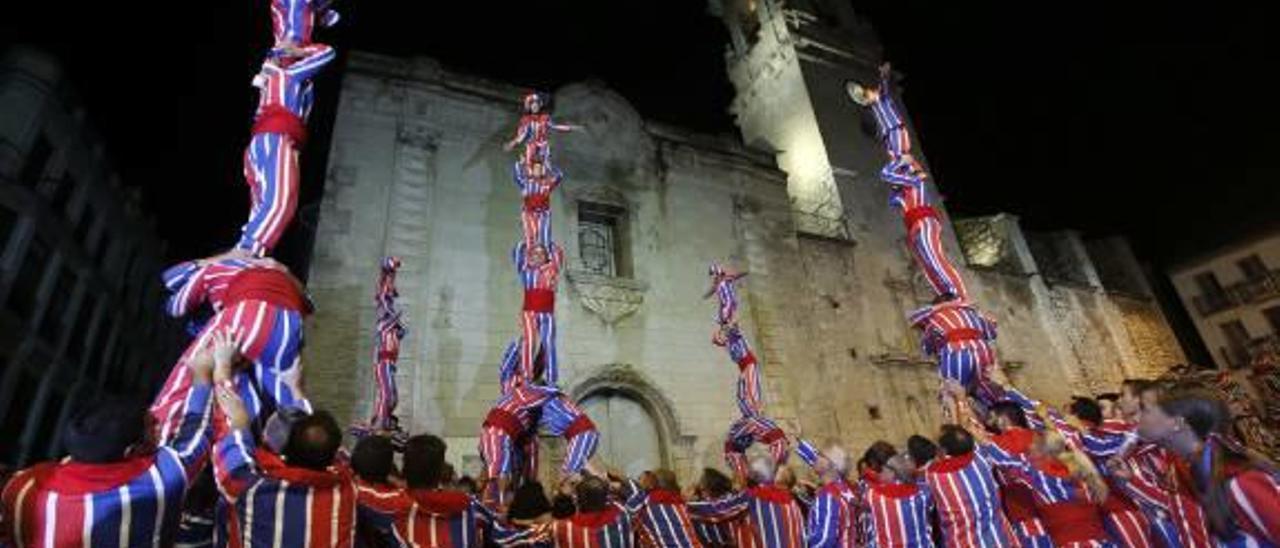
xmin=216 ymin=381 xmax=251 ymax=431
xmin=211 ymin=328 xmax=245 ymax=384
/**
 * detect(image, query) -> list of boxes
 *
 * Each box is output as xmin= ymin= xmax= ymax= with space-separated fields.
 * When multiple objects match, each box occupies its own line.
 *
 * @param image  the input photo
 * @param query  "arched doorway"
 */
xmin=579 ymin=388 xmax=663 ymax=477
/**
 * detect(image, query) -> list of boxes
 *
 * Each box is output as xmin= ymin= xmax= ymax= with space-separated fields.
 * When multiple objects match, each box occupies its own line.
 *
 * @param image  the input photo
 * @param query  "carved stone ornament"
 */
xmin=566 ymin=269 xmax=648 ymax=326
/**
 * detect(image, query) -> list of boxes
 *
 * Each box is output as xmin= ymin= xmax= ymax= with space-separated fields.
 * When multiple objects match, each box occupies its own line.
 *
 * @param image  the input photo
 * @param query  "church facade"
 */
xmin=304 ymin=0 xmax=1184 ymax=480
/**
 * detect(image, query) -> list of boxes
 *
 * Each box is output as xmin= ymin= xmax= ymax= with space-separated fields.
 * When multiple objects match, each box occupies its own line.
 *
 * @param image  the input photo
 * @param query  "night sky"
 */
xmin=3 ymin=1 xmax=1276 ymax=272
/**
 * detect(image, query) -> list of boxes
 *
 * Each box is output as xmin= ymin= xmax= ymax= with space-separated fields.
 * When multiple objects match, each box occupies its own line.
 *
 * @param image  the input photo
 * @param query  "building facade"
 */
xmin=1168 ymin=229 xmax=1280 ymax=369
xmin=0 ymin=47 xmax=183 ymax=466
xmin=305 ymin=2 xmax=1184 ymax=481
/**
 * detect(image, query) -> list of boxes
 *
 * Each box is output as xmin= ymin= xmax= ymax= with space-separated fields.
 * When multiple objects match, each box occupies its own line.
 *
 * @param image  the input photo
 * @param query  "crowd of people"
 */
xmin=2 ymin=1 xmax=1280 ymax=546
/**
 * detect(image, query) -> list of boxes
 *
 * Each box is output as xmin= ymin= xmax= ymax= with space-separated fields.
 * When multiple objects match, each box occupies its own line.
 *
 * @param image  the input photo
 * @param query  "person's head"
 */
xmin=861 ymin=441 xmax=897 ymax=474
xmin=653 ymin=469 xmax=681 ymax=492
xmin=845 ymin=80 xmax=879 ymax=106
xmin=698 ymin=468 xmax=734 ymax=499
xmin=264 ymin=406 xmax=310 ymax=454
xmin=522 ymin=92 xmax=543 ymax=113
xmin=403 ymin=434 xmax=449 ymax=489
xmin=1138 ymin=384 xmax=1228 ymax=447
xmin=988 ymin=400 xmax=1029 ymax=433
xmin=1096 ymin=393 xmax=1120 ymax=420
xmin=1119 ymin=379 xmax=1154 ymax=420
xmin=281 ymin=410 xmax=342 ymax=471
xmin=816 ymin=443 xmax=851 ymax=480
xmin=551 ymin=494 xmax=576 ymax=519
xmin=529 ymin=244 xmax=548 ymax=267
xmin=351 ymin=435 xmax=396 ymax=484
xmin=508 ymin=481 xmax=552 ymax=521
xmin=1146 ymin=386 xmax=1277 ymax=537
xmin=748 ymin=456 xmax=777 ymax=485
xmin=906 ymin=435 xmax=938 ymax=467
xmin=638 ymin=470 xmax=659 ymax=491
xmin=575 ymin=474 xmax=610 ymax=513
xmin=880 ymin=455 xmax=913 ymax=483
xmin=937 ymin=425 xmax=976 ymax=457
xmin=1068 ymin=397 xmax=1103 ymax=427
xmin=457 ymin=475 xmax=478 ymax=495
xmin=63 ymin=395 xmax=146 ymax=463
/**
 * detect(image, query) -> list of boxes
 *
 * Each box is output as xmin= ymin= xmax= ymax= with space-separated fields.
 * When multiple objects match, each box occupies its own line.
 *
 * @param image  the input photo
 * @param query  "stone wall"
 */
xmin=307 ymin=52 xmax=1186 ymax=483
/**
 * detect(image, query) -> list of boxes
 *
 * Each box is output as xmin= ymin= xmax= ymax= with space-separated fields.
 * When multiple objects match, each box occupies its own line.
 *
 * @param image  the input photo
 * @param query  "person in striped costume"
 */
xmin=951 ymin=386 xmax=1116 ymax=548
xmin=350 ymin=435 xmax=406 ymax=547
xmin=549 ymin=473 xmax=647 ymax=548
xmin=846 ymin=62 xmax=928 ymax=189
xmin=210 ymin=366 xmax=357 ymax=548
xmin=1134 ymin=385 xmax=1280 ymax=546
xmin=269 ymin=0 xmax=339 ymax=53
xmin=706 ymin=263 xmax=748 ymax=347
xmin=909 ymin=297 xmax=999 ymax=392
xmin=537 ymin=392 xmax=600 ymax=480
xmin=513 ymin=162 xmax=564 ymax=249
xmin=150 ymin=253 xmax=313 ymax=442
xmin=918 ymin=424 xmax=1017 ymax=548
xmin=1 ymin=331 xmax=223 ymax=547
xmin=633 ymin=469 xmax=705 ymax=548
xmin=991 ymin=383 xmax=1157 ymax=548
xmin=795 ymin=439 xmax=858 ymax=548
xmin=237 ymin=43 xmax=335 ymax=257
xmin=889 ymin=178 xmax=969 ymax=304
xmin=687 ymin=456 xmax=807 ymax=548
xmin=862 ymin=454 xmax=936 ymax=548
xmin=984 ymin=400 xmax=1054 ymax=548
xmin=1108 ymin=379 xmax=1213 ymax=548
xmin=504 ymin=92 xmax=580 ymax=173
xmin=354 ymin=257 xmax=408 ymax=440
xmin=354 ymin=434 xmax=548 ymax=548
xmin=689 ymin=468 xmax=740 ymax=548
xmin=513 ymin=241 xmax=565 ymax=388
xmin=723 ymin=415 xmax=790 ymax=482
xmin=479 ymin=382 xmax=554 ymax=507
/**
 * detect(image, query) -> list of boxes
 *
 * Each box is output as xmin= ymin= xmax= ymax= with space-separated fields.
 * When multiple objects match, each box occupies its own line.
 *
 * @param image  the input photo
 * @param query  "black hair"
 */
xmin=989 ymin=400 xmax=1030 ymax=429
xmin=1095 ymin=392 xmax=1120 ymax=403
xmin=508 ymin=481 xmax=552 ymax=521
xmin=699 ymin=468 xmax=734 ymax=499
xmin=282 ymin=410 xmax=342 ymax=471
xmin=907 ymin=435 xmax=938 ymax=466
xmin=1068 ymin=397 xmax=1103 ymax=426
xmin=63 ymin=395 xmax=146 ymax=463
xmin=351 ymin=436 xmax=396 ymax=483
xmin=861 ymin=441 xmax=897 ymax=472
xmin=551 ymin=494 xmax=577 ymax=519
xmin=403 ymin=434 xmax=448 ymax=489
xmin=937 ymin=424 xmax=976 ymax=456
xmin=575 ymin=474 xmax=610 ymax=513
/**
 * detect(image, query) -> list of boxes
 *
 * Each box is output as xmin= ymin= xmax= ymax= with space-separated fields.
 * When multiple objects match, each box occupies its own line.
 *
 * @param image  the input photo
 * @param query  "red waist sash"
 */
xmin=523 ymin=289 xmax=555 ymax=312
xmin=224 ymin=268 xmax=311 ymax=314
xmin=252 ymin=105 xmax=308 ymax=147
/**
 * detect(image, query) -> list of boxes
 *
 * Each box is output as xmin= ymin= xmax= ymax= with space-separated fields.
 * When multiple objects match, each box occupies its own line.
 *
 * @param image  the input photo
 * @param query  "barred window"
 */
xmin=577 ymin=202 xmax=627 ymax=277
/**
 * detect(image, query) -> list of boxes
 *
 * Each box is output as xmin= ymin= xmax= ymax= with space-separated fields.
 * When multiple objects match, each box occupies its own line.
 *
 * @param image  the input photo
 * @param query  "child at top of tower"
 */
xmin=504 ymin=91 xmax=582 ymax=170
xmin=846 ymin=62 xmax=928 ymax=185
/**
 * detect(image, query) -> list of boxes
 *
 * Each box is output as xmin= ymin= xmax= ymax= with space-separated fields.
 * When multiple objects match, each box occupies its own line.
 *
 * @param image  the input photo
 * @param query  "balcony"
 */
xmin=1192 ymin=269 xmax=1280 ymax=317
xmin=1221 ymin=333 xmax=1280 ymax=369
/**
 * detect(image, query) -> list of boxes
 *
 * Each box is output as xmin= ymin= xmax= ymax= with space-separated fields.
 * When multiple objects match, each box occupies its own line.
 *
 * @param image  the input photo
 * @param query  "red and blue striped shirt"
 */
xmin=634 ymin=489 xmax=704 ymax=548
xmin=2 ymin=384 xmax=214 ymax=547
xmin=688 ymin=484 xmax=805 ymax=548
xmin=212 ymin=428 xmax=358 ymax=547
xmin=862 ymin=480 xmax=935 ymax=548
xmin=920 ymin=451 xmax=1014 ymax=548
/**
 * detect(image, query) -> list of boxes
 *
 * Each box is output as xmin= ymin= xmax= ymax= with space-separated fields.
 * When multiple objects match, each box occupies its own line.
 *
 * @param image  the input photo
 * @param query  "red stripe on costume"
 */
xmin=224 ymin=269 xmax=310 ymax=314
xmin=252 ymin=105 xmax=308 ymax=147
xmin=563 ymin=415 xmax=596 ymax=440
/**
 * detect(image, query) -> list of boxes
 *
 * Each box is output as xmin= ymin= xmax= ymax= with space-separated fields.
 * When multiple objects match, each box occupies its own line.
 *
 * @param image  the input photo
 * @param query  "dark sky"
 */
xmin=3 ymin=1 xmax=1277 ymax=271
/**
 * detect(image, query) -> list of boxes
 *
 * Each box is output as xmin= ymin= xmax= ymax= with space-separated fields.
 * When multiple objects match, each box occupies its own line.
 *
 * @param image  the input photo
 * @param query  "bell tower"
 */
xmin=708 ymin=0 xmax=892 ymax=239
